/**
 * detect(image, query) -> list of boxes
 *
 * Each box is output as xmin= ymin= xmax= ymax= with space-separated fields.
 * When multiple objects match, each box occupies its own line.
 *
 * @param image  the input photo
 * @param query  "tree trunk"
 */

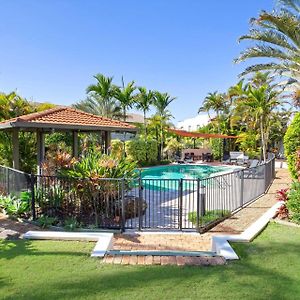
xmin=260 ymin=117 xmax=267 ymax=163
xmin=144 ymin=111 xmax=148 ymax=161
xmin=123 ymin=107 xmax=126 ymax=122
xmin=160 ymin=124 xmax=164 ymax=161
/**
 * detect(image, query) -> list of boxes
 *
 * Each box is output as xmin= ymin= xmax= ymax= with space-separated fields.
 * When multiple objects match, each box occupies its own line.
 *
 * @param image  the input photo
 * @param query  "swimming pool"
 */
xmin=139 ymin=164 xmax=233 ymax=191
xmin=140 ymin=164 xmax=230 ymax=180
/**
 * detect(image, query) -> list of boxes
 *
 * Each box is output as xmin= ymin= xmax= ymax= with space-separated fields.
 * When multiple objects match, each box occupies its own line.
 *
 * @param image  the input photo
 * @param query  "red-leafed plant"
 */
xmin=276 ymin=188 xmax=289 ymax=202
xmin=275 ymin=188 xmax=289 ymax=220
xmin=276 ymin=204 xmax=289 ymax=220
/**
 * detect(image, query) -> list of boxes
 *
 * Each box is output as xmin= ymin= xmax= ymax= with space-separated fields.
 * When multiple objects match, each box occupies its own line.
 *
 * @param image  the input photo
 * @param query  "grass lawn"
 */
xmin=1 ymin=223 xmax=300 ymax=300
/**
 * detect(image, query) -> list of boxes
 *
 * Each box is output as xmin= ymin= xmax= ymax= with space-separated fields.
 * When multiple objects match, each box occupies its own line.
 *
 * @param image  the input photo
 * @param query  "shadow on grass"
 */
xmin=0 ymin=240 xmax=93 ymax=260
xmin=2 ymin=241 xmax=300 ymax=299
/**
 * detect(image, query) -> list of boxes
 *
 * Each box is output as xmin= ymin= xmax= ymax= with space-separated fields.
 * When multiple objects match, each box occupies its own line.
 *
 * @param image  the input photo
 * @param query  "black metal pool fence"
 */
xmin=0 ymin=155 xmax=275 ymax=231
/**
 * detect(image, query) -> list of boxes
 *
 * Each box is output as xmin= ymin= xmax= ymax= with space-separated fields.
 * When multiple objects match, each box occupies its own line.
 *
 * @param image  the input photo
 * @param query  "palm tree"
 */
xmin=153 ymin=91 xmax=176 ymax=118
xmin=114 ymin=78 xmax=136 ymax=122
xmin=237 ymin=84 xmax=281 ymax=162
xmin=85 ymin=74 xmax=117 ymax=118
xmin=153 ymin=91 xmax=176 ymax=160
xmin=235 ymin=0 xmax=300 ymax=84
xmin=74 ymin=94 xmax=122 ymax=119
xmin=198 ymin=92 xmax=229 ymax=123
xmin=134 ymin=87 xmax=154 ymax=139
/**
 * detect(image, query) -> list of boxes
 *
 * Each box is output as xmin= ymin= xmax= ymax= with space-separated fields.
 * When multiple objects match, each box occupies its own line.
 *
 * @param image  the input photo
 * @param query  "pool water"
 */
xmin=141 ymin=164 xmax=229 ymax=180
xmin=139 ymin=164 xmax=232 ymax=191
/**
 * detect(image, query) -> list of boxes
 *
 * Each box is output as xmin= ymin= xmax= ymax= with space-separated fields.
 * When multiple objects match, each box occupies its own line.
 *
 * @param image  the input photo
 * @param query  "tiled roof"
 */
xmin=0 ymin=106 xmax=136 ymax=131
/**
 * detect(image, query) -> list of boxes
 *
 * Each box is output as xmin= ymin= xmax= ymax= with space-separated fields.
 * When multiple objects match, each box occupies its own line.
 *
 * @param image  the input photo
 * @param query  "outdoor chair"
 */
xmin=229 ymin=151 xmax=244 ymax=164
xmin=243 ymin=159 xmax=260 ymax=178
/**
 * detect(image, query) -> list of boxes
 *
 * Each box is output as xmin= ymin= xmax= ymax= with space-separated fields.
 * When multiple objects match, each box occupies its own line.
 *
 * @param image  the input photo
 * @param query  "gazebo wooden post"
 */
xmin=104 ymin=131 xmax=111 ymax=154
xmin=37 ymin=130 xmax=45 ymax=175
xmin=12 ymin=129 xmax=20 ymax=170
xmin=72 ymin=131 xmax=79 ymax=157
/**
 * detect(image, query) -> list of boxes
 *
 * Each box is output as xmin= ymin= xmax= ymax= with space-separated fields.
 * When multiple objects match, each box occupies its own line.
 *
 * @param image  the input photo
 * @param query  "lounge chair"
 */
xmin=243 ymin=159 xmax=260 ymax=178
xmin=229 ymin=151 xmax=244 ymax=164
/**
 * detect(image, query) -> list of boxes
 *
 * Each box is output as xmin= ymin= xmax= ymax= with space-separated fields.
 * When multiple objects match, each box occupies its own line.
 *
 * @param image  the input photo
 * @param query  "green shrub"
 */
xmin=64 ymin=217 xmax=80 ymax=231
xmin=0 ymin=193 xmax=30 ymax=217
xmin=125 ymin=139 xmax=158 ymax=163
xmin=284 ymin=112 xmax=300 ymax=180
xmin=37 ymin=216 xmax=57 ymax=228
xmin=287 ymin=182 xmax=300 ymax=224
xmin=188 ymin=210 xmax=230 ymax=226
xmin=111 ymin=139 xmax=124 ymax=160
xmin=210 ymin=139 xmax=223 ymax=160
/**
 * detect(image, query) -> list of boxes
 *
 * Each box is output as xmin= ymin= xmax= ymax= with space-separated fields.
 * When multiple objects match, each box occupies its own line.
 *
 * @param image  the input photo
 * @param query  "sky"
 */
xmin=0 ymin=0 xmax=276 ymax=123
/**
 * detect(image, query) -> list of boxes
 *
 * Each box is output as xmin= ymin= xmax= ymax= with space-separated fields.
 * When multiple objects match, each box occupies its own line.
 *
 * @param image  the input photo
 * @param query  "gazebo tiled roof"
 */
xmin=0 ymin=106 xmax=136 ymax=132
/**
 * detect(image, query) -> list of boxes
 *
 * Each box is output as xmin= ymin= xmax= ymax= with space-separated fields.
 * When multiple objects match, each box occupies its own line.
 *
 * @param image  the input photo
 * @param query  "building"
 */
xmin=176 ymin=113 xmax=212 ymax=131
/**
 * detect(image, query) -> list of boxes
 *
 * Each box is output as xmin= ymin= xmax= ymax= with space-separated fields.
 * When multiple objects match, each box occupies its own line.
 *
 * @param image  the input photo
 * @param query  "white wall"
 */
xmin=176 ymin=114 xmax=212 ymax=131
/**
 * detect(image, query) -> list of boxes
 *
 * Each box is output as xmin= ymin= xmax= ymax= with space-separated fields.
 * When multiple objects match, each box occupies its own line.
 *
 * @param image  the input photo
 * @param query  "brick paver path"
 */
xmin=209 ymin=168 xmax=291 ymax=235
xmin=104 ymin=168 xmax=291 ymax=266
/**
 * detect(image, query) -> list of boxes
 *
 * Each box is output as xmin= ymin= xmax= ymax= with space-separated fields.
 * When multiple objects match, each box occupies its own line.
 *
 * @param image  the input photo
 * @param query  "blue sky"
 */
xmin=0 ymin=0 xmax=275 ymax=122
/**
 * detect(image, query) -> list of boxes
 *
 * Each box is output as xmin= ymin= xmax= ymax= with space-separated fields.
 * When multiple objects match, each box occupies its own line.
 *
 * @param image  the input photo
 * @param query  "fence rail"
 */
xmin=0 ymin=155 xmax=276 ymax=232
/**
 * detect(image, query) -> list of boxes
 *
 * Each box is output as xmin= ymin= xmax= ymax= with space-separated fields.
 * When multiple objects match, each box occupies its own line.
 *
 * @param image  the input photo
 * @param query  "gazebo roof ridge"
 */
xmin=0 ymin=106 xmax=137 ymax=131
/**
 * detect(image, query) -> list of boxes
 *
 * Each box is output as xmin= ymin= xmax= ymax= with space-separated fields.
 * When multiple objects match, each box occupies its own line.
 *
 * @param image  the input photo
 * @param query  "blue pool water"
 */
xmin=139 ymin=164 xmax=231 ymax=191
xmin=141 ymin=164 xmax=229 ymax=180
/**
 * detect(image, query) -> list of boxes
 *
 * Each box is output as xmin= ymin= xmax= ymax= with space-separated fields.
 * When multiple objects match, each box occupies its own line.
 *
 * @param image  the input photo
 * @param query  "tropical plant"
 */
xmin=64 ymin=217 xmax=80 ymax=231
xmin=125 ymin=139 xmax=158 ymax=164
xmin=114 ymin=78 xmax=136 ymax=121
xmin=74 ymin=94 xmax=122 ymax=119
xmin=111 ymin=139 xmax=124 ymax=160
xmin=134 ymin=87 xmax=154 ymax=139
xmin=199 ymin=92 xmax=229 ymax=122
xmin=235 ymin=0 xmax=300 ymax=99
xmin=287 ymin=182 xmax=300 ymax=224
xmin=284 ymin=112 xmax=300 ymax=179
xmin=234 ymin=78 xmax=282 ymax=162
xmin=153 ymin=92 xmax=176 ymax=160
xmin=0 ymin=192 xmax=30 ymax=218
xmin=83 ymin=74 xmax=118 ymax=118
xmin=36 ymin=216 xmax=58 ymax=228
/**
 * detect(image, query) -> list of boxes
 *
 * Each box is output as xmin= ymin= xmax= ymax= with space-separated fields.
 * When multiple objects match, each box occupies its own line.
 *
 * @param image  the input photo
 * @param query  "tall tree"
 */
xmin=235 ymin=0 xmax=300 ymax=86
xmin=198 ymin=92 xmax=229 ymax=130
xmin=153 ymin=92 xmax=176 ymax=160
xmin=236 ymin=83 xmax=281 ymax=162
xmin=114 ymin=78 xmax=136 ymax=122
xmin=134 ymin=87 xmax=154 ymax=139
xmin=85 ymin=74 xmax=117 ymax=118
xmin=74 ymin=94 xmax=122 ymax=119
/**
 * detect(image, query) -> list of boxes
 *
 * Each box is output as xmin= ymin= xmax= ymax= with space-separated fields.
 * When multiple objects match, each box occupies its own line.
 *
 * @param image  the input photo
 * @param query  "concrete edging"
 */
xmin=23 ymin=231 xmax=114 ymax=257
xmin=212 ymin=202 xmax=282 ymax=260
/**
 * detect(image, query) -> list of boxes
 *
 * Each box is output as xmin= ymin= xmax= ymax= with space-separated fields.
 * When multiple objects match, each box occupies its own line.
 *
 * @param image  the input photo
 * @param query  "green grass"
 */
xmin=1 ymin=223 xmax=300 ymax=299
xmin=188 ymin=209 xmax=231 ymax=225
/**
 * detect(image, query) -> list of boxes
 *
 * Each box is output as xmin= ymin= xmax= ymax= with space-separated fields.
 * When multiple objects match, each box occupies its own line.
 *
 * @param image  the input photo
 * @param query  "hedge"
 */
xmin=123 ymin=139 xmax=158 ymax=164
xmin=284 ymin=112 xmax=300 ymax=180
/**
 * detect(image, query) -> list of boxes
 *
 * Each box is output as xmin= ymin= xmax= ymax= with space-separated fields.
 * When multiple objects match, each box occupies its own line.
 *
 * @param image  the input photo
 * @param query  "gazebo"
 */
xmin=0 ymin=106 xmax=137 ymax=173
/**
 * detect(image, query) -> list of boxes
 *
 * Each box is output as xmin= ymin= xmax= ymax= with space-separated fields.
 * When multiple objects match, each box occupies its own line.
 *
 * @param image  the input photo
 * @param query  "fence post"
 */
xmin=264 ymin=162 xmax=268 ymax=192
xmin=196 ymin=179 xmax=200 ymax=231
xmin=179 ymin=179 xmax=183 ymax=230
xmin=138 ymin=176 xmax=143 ymax=231
xmin=121 ymin=178 xmax=126 ymax=232
xmin=6 ymin=168 xmax=9 ymax=194
xmin=30 ymin=174 xmax=36 ymax=220
xmin=200 ymin=185 xmax=206 ymax=218
xmin=240 ymin=170 xmax=244 ymax=207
